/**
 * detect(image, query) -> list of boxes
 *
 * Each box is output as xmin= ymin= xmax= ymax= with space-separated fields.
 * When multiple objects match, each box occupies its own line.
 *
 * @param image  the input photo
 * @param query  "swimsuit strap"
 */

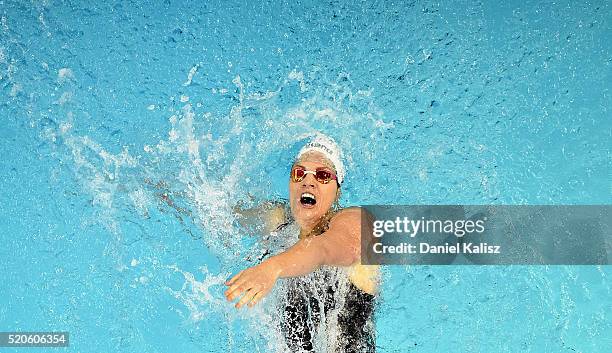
xmin=274 ymin=221 xmax=292 ymax=232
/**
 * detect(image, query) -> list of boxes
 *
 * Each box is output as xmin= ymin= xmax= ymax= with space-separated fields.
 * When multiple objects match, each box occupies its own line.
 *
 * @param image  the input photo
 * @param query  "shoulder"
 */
xmin=331 ymin=206 xmax=361 ymax=220
xmin=266 ymin=202 xmax=290 ymax=232
xmin=329 ymin=207 xmax=377 ymax=247
xmin=234 ymin=199 xmax=290 ymax=234
xmin=330 ymin=206 xmax=374 ymax=222
xmin=328 ymin=207 xmax=366 ymax=231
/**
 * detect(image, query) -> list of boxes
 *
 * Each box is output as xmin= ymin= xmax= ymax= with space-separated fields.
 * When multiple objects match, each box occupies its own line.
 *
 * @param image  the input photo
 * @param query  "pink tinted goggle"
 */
xmin=290 ymin=166 xmax=337 ymax=184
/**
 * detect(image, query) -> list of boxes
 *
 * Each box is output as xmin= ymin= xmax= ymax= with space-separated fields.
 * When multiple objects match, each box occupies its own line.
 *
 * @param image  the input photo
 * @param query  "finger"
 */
xmin=236 ymin=287 xmax=259 ymax=309
xmin=247 ymin=291 xmax=265 ymax=308
xmin=225 ymin=271 xmax=251 ymax=295
xmin=225 ymin=283 xmax=246 ymax=301
xmin=225 ymin=271 xmax=244 ymax=286
xmin=225 ymin=279 xmax=254 ymax=301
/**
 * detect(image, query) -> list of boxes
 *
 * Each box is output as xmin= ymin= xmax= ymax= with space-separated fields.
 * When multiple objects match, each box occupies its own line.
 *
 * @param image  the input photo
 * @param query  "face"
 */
xmin=289 ymin=151 xmax=340 ymax=232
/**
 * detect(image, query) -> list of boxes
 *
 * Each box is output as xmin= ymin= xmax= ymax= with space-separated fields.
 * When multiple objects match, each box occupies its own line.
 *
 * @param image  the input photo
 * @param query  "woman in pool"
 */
xmin=224 ymin=134 xmax=379 ymax=352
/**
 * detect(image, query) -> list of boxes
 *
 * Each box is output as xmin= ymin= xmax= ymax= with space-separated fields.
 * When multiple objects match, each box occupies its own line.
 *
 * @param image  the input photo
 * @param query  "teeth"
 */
xmin=300 ymin=192 xmax=317 ymax=206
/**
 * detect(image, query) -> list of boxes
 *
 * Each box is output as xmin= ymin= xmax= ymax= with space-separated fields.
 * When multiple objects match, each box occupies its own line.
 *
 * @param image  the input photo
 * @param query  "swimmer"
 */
xmin=224 ymin=134 xmax=379 ymax=352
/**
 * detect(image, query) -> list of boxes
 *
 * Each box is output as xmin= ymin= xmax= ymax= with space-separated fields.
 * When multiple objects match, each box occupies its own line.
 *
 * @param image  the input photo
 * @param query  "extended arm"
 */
xmin=271 ymin=207 xmax=362 ymax=277
xmin=224 ymin=207 xmax=370 ymax=308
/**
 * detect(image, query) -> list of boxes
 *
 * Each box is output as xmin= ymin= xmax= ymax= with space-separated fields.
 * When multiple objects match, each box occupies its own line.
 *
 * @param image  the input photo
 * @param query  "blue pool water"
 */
xmin=1 ymin=0 xmax=611 ymax=352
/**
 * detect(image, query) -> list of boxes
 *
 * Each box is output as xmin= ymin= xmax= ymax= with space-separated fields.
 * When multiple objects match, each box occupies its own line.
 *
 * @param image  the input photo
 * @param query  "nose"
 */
xmin=301 ymin=173 xmax=317 ymax=187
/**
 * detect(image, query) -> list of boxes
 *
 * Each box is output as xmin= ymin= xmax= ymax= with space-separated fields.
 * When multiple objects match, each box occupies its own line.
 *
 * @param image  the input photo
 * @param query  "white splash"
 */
xmin=57 ymin=68 xmax=74 ymax=84
xmin=129 ymin=188 xmax=151 ymax=217
xmin=9 ymin=83 xmax=22 ymax=97
xmin=165 ymin=264 xmax=230 ymax=322
xmin=57 ymin=91 xmax=72 ymax=105
xmin=288 ymin=69 xmax=307 ymax=92
xmin=183 ymin=63 xmax=200 ymax=86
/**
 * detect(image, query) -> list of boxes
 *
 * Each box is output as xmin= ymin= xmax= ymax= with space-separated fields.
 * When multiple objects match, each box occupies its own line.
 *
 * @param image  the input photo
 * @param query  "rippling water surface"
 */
xmin=1 ymin=0 xmax=610 ymax=352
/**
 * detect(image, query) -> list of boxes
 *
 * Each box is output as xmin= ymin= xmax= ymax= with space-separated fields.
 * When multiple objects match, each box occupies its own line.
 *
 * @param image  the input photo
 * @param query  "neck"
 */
xmin=298 ymin=220 xmax=317 ymax=239
xmin=298 ymin=210 xmax=335 ymax=239
xmin=298 ymin=228 xmax=311 ymax=239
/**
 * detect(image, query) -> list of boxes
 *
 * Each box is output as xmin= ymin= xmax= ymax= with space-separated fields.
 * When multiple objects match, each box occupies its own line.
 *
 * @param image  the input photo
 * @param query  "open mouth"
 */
xmin=300 ymin=192 xmax=317 ymax=207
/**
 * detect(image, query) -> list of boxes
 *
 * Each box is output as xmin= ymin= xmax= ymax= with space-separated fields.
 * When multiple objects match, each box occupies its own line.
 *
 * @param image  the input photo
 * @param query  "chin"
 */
xmin=293 ymin=203 xmax=323 ymax=226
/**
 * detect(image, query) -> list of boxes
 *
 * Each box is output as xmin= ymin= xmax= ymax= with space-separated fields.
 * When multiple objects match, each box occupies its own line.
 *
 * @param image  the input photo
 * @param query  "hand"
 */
xmin=224 ymin=259 xmax=281 ymax=308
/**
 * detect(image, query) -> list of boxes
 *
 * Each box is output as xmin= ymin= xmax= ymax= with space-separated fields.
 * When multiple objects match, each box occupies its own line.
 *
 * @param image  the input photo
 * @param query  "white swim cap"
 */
xmin=297 ymin=133 xmax=345 ymax=184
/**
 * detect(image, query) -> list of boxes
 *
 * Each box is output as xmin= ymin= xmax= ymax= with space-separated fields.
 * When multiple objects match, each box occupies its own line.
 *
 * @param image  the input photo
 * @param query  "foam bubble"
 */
xmin=183 ymin=63 xmax=200 ymax=86
xmin=57 ymin=68 xmax=74 ymax=83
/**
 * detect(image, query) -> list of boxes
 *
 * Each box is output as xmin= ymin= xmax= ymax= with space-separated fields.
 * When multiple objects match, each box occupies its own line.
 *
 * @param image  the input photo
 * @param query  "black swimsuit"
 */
xmin=281 ymin=275 xmax=376 ymax=353
xmin=273 ymin=223 xmax=376 ymax=352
